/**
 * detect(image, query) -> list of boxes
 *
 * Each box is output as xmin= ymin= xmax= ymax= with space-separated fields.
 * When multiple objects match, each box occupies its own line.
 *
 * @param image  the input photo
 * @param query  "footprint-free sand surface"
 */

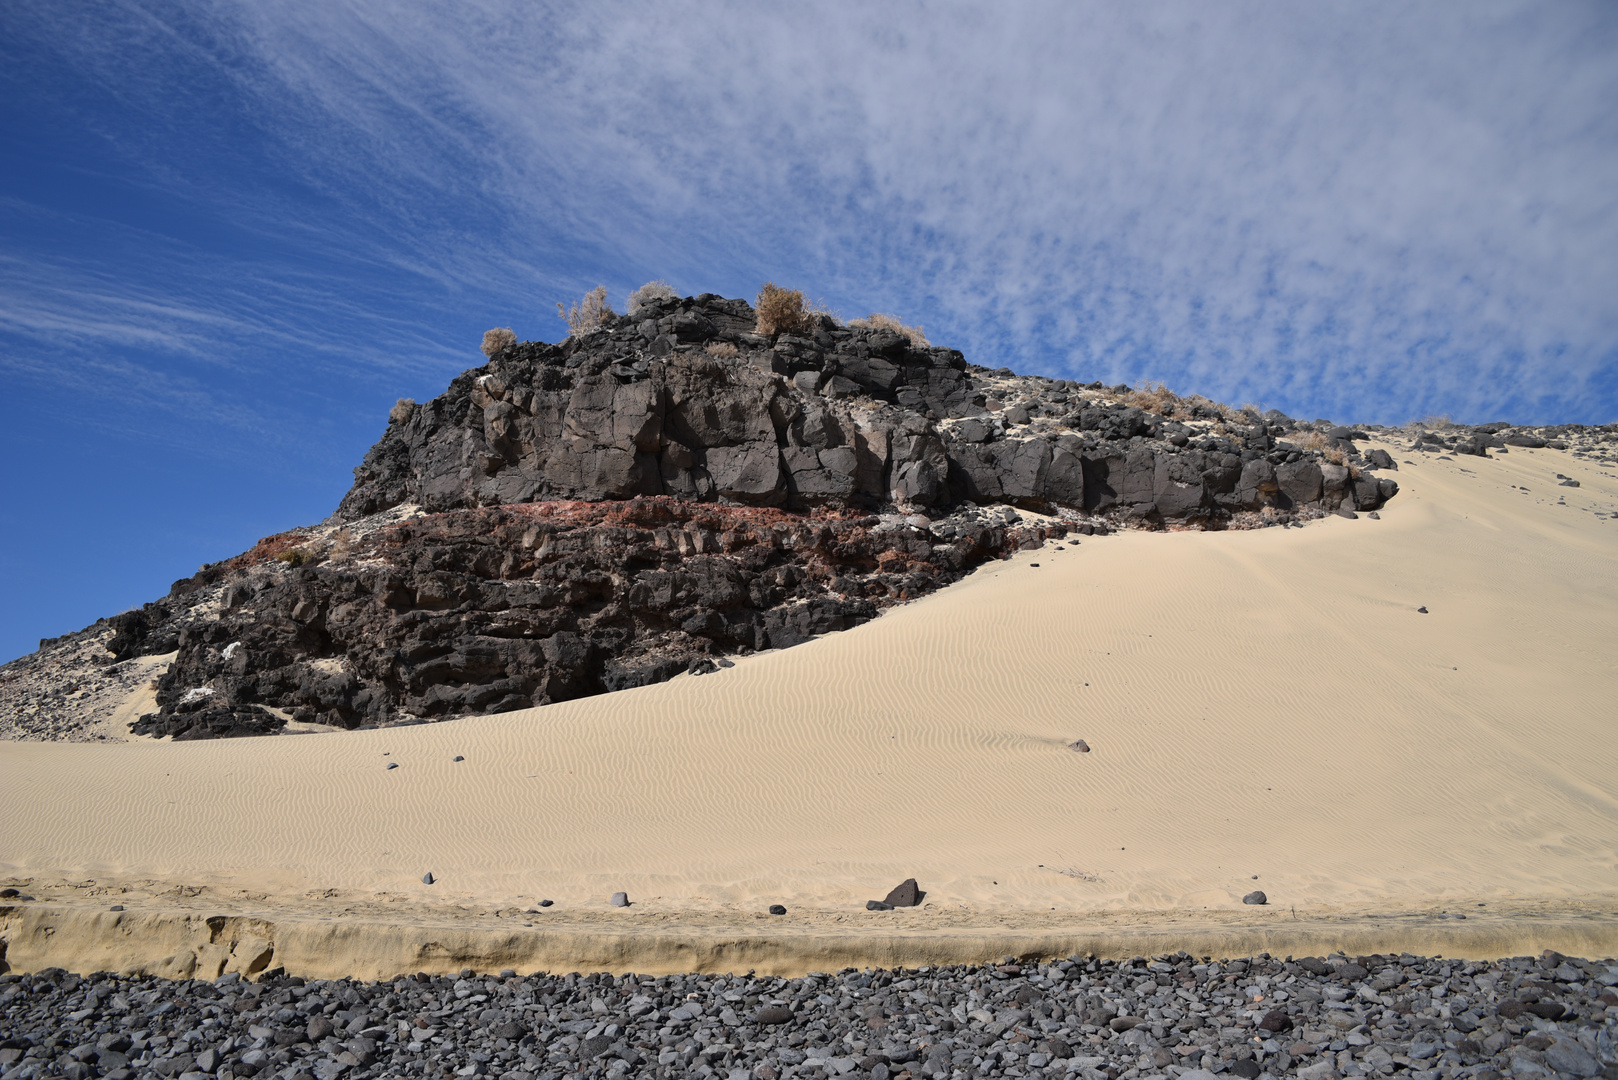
xmin=3 ymin=440 xmax=1616 ymax=973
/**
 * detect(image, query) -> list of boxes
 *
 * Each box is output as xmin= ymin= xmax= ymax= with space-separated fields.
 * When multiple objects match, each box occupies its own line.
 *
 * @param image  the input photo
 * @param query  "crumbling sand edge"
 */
xmin=4 ymin=904 xmax=1617 ymax=981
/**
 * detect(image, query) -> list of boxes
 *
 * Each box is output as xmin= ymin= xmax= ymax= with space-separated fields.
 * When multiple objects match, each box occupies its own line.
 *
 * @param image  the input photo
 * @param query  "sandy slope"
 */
xmin=3 ymin=441 xmax=1616 ymax=934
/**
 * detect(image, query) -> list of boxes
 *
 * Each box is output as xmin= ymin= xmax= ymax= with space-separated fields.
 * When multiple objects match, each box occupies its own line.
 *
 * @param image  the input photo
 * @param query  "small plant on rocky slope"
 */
xmin=1126 ymin=381 xmax=1183 ymax=416
xmin=1290 ymin=430 xmax=1327 ymax=452
xmin=389 ymin=398 xmax=416 ymax=425
xmin=848 ymin=312 xmax=929 ymax=347
xmin=556 ymin=286 xmax=616 ymax=336
xmin=754 ymin=282 xmax=832 ymax=336
xmin=627 ymin=279 xmax=677 ymax=315
xmin=481 ymin=327 xmax=517 ymax=357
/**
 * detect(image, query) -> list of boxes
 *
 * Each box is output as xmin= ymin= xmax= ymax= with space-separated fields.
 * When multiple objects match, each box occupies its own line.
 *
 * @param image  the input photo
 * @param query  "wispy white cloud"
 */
xmin=6 ymin=0 xmax=1617 ymax=423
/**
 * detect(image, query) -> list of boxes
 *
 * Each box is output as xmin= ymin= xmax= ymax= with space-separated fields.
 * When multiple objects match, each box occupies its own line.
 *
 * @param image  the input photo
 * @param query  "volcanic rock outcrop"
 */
xmin=336 ymin=292 xmax=1399 ymax=523
xmin=5 ymin=289 xmax=1445 ymax=741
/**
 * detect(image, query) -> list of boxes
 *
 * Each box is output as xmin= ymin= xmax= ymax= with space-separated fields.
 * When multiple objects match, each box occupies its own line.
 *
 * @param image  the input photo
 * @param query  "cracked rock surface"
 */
xmin=2 ymin=288 xmax=1427 ymax=741
xmin=2 ymin=949 xmax=1616 ymax=1080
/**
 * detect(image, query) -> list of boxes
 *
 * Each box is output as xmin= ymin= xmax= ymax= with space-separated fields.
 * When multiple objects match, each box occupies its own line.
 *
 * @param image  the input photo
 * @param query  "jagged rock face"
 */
xmin=337 ymin=293 xmax=1397 ymax=527
xmin=8 ymin=290 xmax=1442 ymax=741
xmin=111 ymin=499 xmax=1067 ymax=739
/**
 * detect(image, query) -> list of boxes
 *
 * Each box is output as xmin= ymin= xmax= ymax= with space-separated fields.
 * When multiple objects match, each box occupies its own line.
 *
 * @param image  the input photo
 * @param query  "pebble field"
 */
xmin=3 ymin=950 xmax=1617 ymax=1080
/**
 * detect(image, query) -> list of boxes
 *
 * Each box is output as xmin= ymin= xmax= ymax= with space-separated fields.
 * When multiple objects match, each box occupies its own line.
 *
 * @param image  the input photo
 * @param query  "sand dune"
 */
xmin=3 ymin=440 xmax=1616 ymax=949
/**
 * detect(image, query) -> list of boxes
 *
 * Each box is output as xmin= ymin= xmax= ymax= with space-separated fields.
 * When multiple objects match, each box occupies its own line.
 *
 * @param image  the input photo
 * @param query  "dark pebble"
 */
xmin=769 ymin=904 xmax=787 ymax=915
xmin=1242 ymin=890 xmax=1268 ymax=905
xmin=866 ymin=900 xmax=893 ymax=911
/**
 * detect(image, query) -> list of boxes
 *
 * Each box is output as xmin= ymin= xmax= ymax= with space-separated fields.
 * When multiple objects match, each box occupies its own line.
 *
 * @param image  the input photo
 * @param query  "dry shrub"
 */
xmin=1127 ymin=381 xmax=1183 ymax=416
xmin=1323 ymin=445 xmax=1348 ymax=467
xmin=754 ymin=282 xmax=831 ymax=336
xmin=389 ymin=397 xmax=416 ymax=425
xmin=849 ymin=312 xmax=929 ymax=347
xmin=1421 ymin=413 xmax=1455 ymax=429
xmin=481 ymin=327 xmax=517 ymax=357
xmin=556 ymin=286 xmax=616 ymax=335
xmin=705 ymin=342 xmax=739 ymax=360
xmin=1290 ymin=430 xmax=1327 ymax=452
xmin=628 ymin=279 xmax=677 ymax=315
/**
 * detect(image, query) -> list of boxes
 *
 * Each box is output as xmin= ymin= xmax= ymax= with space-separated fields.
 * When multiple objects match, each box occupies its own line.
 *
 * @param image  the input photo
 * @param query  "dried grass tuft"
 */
xmin=1290 ymin=430 xmax=1327 ymax=452
xmin=754 ymin=282 xmax=830 ymax=336
xmin=704 ymin=342 xmax=739 ymax=360
xmin=481 ymin=327 xmax=517 ymax=357
xmin=389 ymin=398 xmax=416 ymax=426
xmin=848 ymin=312 xmax=929 ymax=347
xmin=1125 ymin=381 xmax=1183 ymax=416
xmin=556 ymin=286 xmax=616 ymax=336
xmin=627 ymin=279 xmax=677 ymax=316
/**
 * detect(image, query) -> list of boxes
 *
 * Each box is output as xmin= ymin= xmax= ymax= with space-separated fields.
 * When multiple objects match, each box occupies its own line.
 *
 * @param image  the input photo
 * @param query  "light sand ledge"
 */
xmin=4 ymin=898 xmax=1618 ymax=981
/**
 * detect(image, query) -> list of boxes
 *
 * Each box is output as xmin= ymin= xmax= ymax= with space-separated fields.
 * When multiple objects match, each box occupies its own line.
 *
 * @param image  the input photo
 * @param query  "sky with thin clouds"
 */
xmin=2 ymin=1 xmax=1616 ymax=662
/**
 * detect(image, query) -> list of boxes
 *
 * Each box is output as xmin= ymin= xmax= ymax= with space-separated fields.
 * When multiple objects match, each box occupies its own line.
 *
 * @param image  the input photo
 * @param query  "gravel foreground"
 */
xmin=3 ymin=951 xmax=1616 ymax=1080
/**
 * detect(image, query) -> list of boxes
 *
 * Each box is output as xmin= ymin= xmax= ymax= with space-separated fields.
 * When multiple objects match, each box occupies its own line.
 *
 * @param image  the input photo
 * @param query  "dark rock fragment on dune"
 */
xmin=866 ymin=900 xmax=893 ymax=911
xmin=1241 ymin=890 xmax=1267 ymax=905
xmin=883 ymin=878 xmax=925 ymax=907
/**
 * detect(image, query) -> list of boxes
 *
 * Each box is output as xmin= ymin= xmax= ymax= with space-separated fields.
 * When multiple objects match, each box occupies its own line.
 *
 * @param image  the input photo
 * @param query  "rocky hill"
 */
xmin=0 ymin=288 xmax=1466 ymax=741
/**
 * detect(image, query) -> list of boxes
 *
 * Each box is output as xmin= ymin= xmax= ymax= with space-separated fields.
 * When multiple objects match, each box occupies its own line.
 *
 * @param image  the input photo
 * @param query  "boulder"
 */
xmin=883 ymin=878 xmax=925 ymax=907
xmin=1276 ymin=460 xmax=1323 ymax=506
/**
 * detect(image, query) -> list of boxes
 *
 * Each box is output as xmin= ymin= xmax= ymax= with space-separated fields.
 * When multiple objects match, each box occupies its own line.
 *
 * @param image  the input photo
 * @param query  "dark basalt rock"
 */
xmin=122 ymin=499 xmax=1067 ymax=738
xmin=334 ymin=293 xmax=1395 ymax=527
xmin=7 ymin=290 xmax=1434 ymax=741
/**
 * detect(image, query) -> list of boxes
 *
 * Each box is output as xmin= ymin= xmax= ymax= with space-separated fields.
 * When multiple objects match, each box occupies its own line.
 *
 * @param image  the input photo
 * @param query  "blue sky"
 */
xmin=2 ymin=1 xmax=1616 ymax=663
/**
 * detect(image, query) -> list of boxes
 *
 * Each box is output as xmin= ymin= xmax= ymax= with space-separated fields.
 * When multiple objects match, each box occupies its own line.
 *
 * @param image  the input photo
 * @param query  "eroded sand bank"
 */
xmin=2 ymin=439 xmax=1615 ymax=973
